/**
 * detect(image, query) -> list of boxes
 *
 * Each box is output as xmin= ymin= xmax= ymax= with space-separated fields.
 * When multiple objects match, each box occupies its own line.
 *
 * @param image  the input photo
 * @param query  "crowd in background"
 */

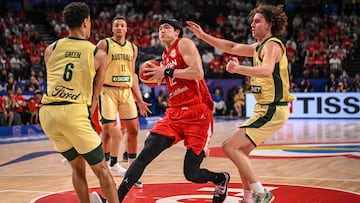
xmin=1 ymin=0 xmax=360 ymax=126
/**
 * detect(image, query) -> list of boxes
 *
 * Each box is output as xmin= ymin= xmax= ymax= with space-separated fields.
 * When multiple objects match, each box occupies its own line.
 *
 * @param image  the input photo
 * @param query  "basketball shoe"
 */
xmin=253 ymin=189 xmax=274 ymax=203
xmin=212 ymin=172 xmax=230 ymax=203
xmin=90 ymin=191 xmax=107 ymax=203
xmin=109 ymin=163 xmax=127 ymax=176
xmin=122 ymin=152 xmax=128 ymax=162
xmin=134 ymin=180 xmax=143 ymax=188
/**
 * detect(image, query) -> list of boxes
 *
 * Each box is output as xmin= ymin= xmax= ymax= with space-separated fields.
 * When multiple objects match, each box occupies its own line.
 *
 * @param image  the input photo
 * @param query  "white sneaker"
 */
xmin=109 ymin=163 xmax=127 ymax=176
xmin=90 ymin=191 xmax=107 ymax=203
xmin=134 ymin=180 xmax=143 ymax=188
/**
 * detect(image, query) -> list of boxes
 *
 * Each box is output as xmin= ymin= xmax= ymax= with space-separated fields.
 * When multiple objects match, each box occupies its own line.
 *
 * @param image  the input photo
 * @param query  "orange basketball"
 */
xmin=139 ymin=60 xmax=163 ymax=87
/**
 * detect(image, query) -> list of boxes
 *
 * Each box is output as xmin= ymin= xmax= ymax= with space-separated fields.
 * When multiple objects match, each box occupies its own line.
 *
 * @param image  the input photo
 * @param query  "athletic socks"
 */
xmin=244 ymin=189 xmax=254 ymax=202
xmin=110 ymin=156 xmax=118 ymax=167
xmin=250 ymin=181 xmax=265 ymax=194
xmin=104 ymin=152 xmax=110 ymax=162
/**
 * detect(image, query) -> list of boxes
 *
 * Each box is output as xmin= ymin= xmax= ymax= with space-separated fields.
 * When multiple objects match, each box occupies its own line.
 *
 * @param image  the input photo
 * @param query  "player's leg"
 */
xmin=222 ymin=128 xmax=258 ymax=184
xmin=182 ymin=149 xmax=230 ymax=203
xmin=68 ymin=154 xmax=90 ymax=203
xmin=100 ymin=87 xmax=126 ymax=175
xmin=120 ymin=120 xmax=128 ymax=162
xmin=238 ymin=145 xmax=255 ymax=203
xmin=123 ymin=118 xmax=138 ymax=166
xmin=86 ymin=145 xmax=119 ymax=203
xmin=182 ymin=104 xmax=230 ymax=203
xmin=117 ymin=133 xmax=174 ymax=201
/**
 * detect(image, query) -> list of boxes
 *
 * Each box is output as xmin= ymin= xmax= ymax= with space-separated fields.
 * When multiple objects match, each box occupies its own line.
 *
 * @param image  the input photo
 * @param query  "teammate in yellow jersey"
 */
xmin=187 ymin=3 xmax=294 ymax=203
xmin=39 ymin=2 xmax=118 ymax=203
xmin=95 ymin=16 xmax=151 ymax=188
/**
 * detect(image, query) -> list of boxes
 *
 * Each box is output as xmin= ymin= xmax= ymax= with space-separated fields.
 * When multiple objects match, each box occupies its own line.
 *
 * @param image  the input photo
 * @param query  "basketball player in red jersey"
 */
xmin=90 ymin=18 xmax=230 ymax=203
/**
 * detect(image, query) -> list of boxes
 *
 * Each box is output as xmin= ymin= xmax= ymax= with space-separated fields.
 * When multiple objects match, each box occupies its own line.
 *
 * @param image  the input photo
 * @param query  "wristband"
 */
xmin=164 ymin=68 xmax=175 ymax=78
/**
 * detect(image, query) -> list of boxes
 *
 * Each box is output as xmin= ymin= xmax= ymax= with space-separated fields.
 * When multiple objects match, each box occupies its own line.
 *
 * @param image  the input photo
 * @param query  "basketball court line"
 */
xmin=0 ymin=172 xmax=358 ymax=182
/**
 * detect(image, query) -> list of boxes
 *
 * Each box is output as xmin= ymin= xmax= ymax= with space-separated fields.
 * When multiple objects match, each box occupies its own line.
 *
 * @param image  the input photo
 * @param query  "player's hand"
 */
xmin=226 ymin=57 xmax=239 ymax=74
xmin=143 ymin=62 xmax=165 ymax=82
xmin=186 ymin=21 xmax=205 ymax=40
xmin=138 ymin=100 xmax=152 ymax=117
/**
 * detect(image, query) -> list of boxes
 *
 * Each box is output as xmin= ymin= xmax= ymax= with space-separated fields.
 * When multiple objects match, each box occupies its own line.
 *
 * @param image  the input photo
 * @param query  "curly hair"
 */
xmin=248 ymin=3 xmax=288 ymax=36
xmin=62 ymin=2 xmax=90 ymax=29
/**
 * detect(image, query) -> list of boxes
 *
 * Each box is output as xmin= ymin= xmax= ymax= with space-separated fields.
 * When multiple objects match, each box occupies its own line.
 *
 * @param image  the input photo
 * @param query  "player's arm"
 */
xmin=143 ymin=38 xmax=203 ymax=81
xmin=92 ymin=48 xmax=107 ymax=114
xmin=96 ymin=39 xmax=107 ymax=52
xmin=186 ymin=21 xmax=256 ymax=57
xmin=173 ymin=38 xmax=204 ymax=80
xmin=226 ymin=41 xmax=283 ymax=78
xmin=44 ymin=43 xmax=55 ymax=65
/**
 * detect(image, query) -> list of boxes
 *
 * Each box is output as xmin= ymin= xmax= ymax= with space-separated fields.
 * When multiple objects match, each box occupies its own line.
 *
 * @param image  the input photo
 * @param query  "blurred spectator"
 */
xmin=233 ymin=86 xmax=245 ymax=117
xmin=201 ymin=49 xmax=214 ymax=77
xmin=328 ymin=52 xmax=342 ymax=77
xmin=0 ymin=95 xmax=7 ymax=126
xmin=4 ymin=90 xmax=21 ymax=126
xmin=27 ymin=95 xmax=39 ymax=124
xmin=336 ymin=82 xmax=347 ymax=93
xmin=300 ymin=78 xmax=314 ymax=92
xmin=289 ymin=75 xmax=300 ymax=92
xmin=10 ymin=54 xmax=22 ymax=81
xmin=14 ymin=86 xmax=30 ymax=125
xmin=351 ymin=73 xmax=360 ymax=92
xmin=340 ymin=77 xmax=351 ymax=92
xmin=209 ymin=54 xmax=223 ymax=78
xmin=211 ymin=87 xmax=226 ymax=116
xmin=4 ymin=74 xmax=16 ymax=92
xmin=325 ymin=73 xmax=338 ymax=92
xmin=24 ymin=75 xmax=40 ymax=92
xmin=0 ymin=68 xmax=8 ymax=83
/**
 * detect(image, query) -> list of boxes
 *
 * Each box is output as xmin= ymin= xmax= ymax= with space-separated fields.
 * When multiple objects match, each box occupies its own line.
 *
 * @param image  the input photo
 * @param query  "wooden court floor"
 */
xmin=0 ymin=118 xmax=359 ymax=203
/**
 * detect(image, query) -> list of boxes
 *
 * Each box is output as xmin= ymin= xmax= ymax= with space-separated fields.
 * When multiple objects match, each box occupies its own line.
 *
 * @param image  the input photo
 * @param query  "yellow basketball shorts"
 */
xmin=240 ymin=103 xmax=290 ymax=146
xmin=39 ymin=104 xmax=102 ymax=155
xmin=100 ymin=86 xmax=137 ymax=122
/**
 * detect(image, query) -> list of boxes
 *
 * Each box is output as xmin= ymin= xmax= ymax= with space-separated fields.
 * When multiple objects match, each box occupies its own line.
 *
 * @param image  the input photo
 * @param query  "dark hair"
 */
xmin=63 ymin=2 xmax=90 ymax=29
xmin=112 ymin=15 xmax=126 ymax=23
xmin=159 ymin=18 xmax=183 ymax=38
xmin=248 ymin=3 xmax=288 ymax=36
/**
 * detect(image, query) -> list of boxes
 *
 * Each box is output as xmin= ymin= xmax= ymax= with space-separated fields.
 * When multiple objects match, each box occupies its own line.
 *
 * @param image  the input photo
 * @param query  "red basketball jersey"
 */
xmin=162 ymin=38 xmax=213 ymax=110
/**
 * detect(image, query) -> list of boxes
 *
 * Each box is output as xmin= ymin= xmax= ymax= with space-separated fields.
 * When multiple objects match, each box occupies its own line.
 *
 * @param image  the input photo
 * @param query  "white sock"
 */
xmin=250 ymin=182 xmax=265 ymax=194
xmin=244 ymin=189 xmax=254 ymax=202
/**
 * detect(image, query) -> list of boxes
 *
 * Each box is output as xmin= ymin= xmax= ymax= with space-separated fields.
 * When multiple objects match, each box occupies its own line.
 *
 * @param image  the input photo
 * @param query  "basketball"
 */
xmin=139 ymin=60 xmax=163 ymax=87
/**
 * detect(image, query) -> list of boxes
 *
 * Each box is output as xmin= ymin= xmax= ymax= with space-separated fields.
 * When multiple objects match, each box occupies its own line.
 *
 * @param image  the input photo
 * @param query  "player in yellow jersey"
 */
xmin=95 ymin=16 xmax=151 ymax=188
xmin=187 ymin=3 xmax=293 ymax=203
xmin=39 ymin=2 xmax=119 ymax=203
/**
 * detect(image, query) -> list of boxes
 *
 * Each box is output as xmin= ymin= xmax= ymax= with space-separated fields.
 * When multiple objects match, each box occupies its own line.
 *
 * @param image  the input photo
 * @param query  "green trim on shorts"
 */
xmin=248 ymin=104 xmax=276 ymax=128
xmin=101 ymin=118 xmax=116 ymax=124
xmin=61 ymin=147 xmax=79 ymax=162
xmin=83 ymin=143 xmax=105 ymax=165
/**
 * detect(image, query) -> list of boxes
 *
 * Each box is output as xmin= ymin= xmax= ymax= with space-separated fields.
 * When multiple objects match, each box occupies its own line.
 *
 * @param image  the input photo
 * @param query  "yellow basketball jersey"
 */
xmin=42 ymin=37 xmax=97 ymax=106
xmin=252 ymin=37 xmax=294 ymax=104
xmin=104 ymin=38 xmax=134 ymax=87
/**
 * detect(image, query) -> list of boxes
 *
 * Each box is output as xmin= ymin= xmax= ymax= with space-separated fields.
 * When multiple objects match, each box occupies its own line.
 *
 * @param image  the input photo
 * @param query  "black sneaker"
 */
xmin=212 ymin=172 xmax=230 ymax=203
xmin=90 ymin=191 xmax=107 ymax=203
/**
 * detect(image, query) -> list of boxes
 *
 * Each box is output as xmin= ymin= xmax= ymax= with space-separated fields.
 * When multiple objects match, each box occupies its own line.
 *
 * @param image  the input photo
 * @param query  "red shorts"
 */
xmin=91 ymin=105 xmax=102 ymax=135
xmin=150 ymin=103 xmax=213 ymax=155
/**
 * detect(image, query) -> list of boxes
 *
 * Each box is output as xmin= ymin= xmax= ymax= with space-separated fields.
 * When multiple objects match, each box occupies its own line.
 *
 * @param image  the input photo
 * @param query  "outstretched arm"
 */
xmin=186 ymin=21 xmax=256 ymax=57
